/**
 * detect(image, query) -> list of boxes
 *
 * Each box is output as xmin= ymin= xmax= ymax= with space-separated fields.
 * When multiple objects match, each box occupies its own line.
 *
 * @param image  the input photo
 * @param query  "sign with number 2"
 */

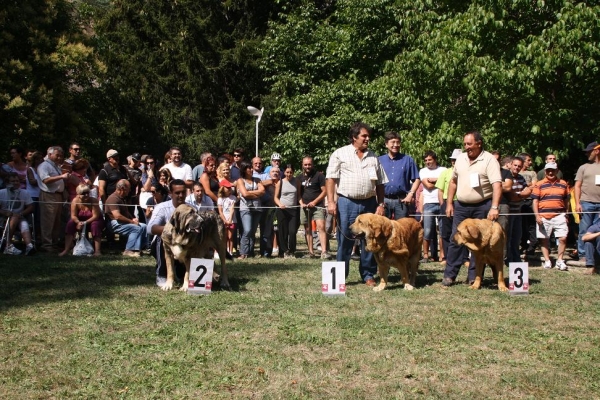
xmin=188 ymin=258 xmax=215 ymax=295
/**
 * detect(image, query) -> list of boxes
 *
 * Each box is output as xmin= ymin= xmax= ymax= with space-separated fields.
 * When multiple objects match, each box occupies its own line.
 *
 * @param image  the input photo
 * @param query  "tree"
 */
xmin=262 ymin=0 xmax=600 ymax=174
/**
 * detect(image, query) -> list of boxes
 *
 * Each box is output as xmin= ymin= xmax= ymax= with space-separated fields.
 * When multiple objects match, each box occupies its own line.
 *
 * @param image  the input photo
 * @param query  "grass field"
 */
xmin=1 ymin=240 xmax=600 ymax=399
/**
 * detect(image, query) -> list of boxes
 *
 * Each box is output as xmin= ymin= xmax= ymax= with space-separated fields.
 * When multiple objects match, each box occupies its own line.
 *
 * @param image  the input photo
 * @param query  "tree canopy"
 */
xmin=2 ymin=0 xmax=599 ymax=175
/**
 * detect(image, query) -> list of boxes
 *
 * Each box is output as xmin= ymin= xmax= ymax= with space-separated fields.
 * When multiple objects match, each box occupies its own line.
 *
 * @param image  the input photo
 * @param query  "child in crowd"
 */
xmin=217 ymin=179 xmax=237 ymax=256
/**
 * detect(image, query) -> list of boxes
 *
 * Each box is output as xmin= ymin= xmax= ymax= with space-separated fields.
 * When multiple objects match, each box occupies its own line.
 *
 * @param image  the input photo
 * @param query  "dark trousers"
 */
xmin=520 ymin=200 xmax=537 ymax=251
xmin=443 ymin=199 xmax=491 ymax=281
xmin=154 ymin=237 xmax=186 ymax=280
xmin=440 ymin=202 xmax=469 ymax=264
xmin=276 ymin=207 xmax=298 ymax=255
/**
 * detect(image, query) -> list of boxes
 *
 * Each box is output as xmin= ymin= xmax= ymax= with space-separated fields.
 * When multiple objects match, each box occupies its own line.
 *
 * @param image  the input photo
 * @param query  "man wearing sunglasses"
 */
xmin=230 ymin=148 xmax=245 ymax=181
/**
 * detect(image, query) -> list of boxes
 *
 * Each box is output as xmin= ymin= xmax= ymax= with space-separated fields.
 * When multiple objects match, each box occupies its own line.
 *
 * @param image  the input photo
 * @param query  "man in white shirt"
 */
xmin=419 ymin=151 xmax=446 ymax=262
xmin=186 ymin=182 xmax=215 ymax=211
xmin=161 ymin=147 xmax=194 ymax=188
xmin=1 ymin=173 xmax=35 ymax=255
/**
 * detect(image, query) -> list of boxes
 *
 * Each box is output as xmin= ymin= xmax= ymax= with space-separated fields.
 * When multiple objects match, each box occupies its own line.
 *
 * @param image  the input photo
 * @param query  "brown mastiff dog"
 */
xmin=350 ymin=213 xmax=423 ymax=291
xmin=453 ymin=218 xmax=507 ymax=291
xmin=161 ymin=204 xmax=230 ymax=291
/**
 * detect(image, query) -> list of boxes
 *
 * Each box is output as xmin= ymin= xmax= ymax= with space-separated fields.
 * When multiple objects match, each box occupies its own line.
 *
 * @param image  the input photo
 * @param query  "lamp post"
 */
xmin=247 ymin=106 xmax=264 ymax=157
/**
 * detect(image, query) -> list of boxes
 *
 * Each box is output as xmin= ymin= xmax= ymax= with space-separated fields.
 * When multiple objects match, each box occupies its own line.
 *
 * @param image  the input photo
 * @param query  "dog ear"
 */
xmin=170 ymin=207 xmax=182 ymax=235
xmin=466 ymin=224 xmax=480 ymax=240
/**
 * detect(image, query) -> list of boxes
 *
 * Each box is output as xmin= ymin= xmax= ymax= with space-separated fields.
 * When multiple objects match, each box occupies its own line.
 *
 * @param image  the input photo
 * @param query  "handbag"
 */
xmin=73 ymin=223 xmax=94 ymax=256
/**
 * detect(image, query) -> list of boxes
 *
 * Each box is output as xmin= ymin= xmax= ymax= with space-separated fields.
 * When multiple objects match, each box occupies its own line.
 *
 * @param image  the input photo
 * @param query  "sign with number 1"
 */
xmin=509 ymin=262 xmax=529 ymax=295
xmin=188 ymin=258 xmax=214 ymax=295
xmin=322 ymin=261 xmax=346 ymax=296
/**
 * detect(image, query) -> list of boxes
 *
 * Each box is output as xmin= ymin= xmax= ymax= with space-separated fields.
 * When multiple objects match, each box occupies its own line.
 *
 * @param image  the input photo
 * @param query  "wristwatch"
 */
xmin=491 ymin=205 xmax=499 ymax=210
xmin=378 ymin=203 xmax=385 ymax=208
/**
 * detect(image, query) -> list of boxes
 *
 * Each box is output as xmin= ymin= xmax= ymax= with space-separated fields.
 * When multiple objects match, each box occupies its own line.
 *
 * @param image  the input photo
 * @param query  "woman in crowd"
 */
xmin=200 ymin=156 xmax=219 ymax=204
xmin=236 ymin=161 xmax=265 ymax=259
xmin=59 ymin=184 xmax=104 ymax=256
xmin=274 ymin=164 xmax=299 ymax=258
xmin=66 ymin=159 xmax=92 ymax=201
xmin=158 ymin=168 xmax=172 ymax=190
xmin=7 ymin=145 xmax=28 ymax=189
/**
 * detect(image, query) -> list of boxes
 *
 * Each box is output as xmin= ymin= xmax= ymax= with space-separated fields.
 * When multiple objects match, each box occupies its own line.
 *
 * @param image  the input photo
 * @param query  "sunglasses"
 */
xmin=147 ymin=161 xmax=155 ymax=164
xmin=71 ymin=148 xmax=81 ymax=151
xmin=233 ymin=153 xmax=242 ymax=157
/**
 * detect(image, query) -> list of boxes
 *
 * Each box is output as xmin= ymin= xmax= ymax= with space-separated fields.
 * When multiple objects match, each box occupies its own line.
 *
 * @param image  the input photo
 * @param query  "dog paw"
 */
xmin=220 ymin=280 xmax=232 ymax=291
xmin=179 ymin=285 xmax=188 ymax=292
xmin=498 ymin=285 xmax=509 ymax=292
xmin=161 ymin=281 xmax=174 ymax=291
xmin=469 ymin=284 xmax=481 ymax=290
xmin=404 ymin=284 xmax=414 ymax=290
xmin=373 ymin=285 xmax=385 ymax=292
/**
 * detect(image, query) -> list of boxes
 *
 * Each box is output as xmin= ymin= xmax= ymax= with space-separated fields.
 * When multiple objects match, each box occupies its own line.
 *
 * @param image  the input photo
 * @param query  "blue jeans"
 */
xmin=443 ymin=200 xmax=491 ymax=281
xmin=383 ymin=197 xmax=409 ymax=220
xmin=577 ymin=201 xmax=600 ymax=258
xmin=110 ymin=220 xmax=148 ymax=251
xmin=423 ymin=203 xmax=441 ymax=260
xmin=506 ymin=214 xmax=523 ymax=263
xmin=336 ymin=195 xmax=378 ymax=282
xmin=584 ymin=240 xmax=599 ymax=267
xmin=240 ymin=209 xmax=261 ymax=256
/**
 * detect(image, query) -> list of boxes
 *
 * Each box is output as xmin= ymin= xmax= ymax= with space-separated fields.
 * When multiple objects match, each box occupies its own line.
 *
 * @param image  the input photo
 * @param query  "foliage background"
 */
xmin=1 ymin=0 xmax=599 ymax=174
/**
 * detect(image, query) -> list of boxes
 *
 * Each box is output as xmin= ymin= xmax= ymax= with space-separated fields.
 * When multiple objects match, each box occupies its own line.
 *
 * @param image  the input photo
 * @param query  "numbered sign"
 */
xmin=322 ymin=261 xmax=346 ymax=296
xmin=188 ymin=258 xmax=215 ymax=295
xmin=508 ymin=262 xmax=529 ymax=295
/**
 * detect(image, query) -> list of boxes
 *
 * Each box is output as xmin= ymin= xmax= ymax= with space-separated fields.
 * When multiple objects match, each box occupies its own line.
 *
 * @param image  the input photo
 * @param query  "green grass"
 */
xmin=1 ymin=244 xmax=600 ymax=399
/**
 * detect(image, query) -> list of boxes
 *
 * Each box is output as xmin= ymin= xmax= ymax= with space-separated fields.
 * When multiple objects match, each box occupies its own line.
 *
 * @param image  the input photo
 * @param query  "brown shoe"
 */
xmin=123 ymin=250 xmax=140 ymax=257
xmin=583 ymin=267 xmax=599 ymax=275
xmin=365 ymin=278 xmax=376 ymax=287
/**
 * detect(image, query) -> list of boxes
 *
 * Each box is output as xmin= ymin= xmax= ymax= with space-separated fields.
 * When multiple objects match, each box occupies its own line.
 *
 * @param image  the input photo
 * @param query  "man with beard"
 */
xmin=299 ymin=156 xmax=331 ymax=259
xmin=161 ymin=147 xmax=194 ymax=189
xmin=326 ymin=122 xmax=388 ymax=287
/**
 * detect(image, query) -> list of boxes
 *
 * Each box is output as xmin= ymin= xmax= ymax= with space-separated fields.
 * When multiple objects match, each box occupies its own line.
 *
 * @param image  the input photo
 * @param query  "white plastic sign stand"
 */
xmin=188 ymin=258 xmax=214 ymax=295
xmin=508 ymin=262 xmax=529 ymax=295
xmin=322 ymin=261 xmax=346 ymax=296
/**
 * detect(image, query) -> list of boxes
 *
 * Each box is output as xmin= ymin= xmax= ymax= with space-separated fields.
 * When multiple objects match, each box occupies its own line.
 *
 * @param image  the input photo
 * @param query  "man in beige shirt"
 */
xmin=442 ymin=131 xmax=502 ymax=286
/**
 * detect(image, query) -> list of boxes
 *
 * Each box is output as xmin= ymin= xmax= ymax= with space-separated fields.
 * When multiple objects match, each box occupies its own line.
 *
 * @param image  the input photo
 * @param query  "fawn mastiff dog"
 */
xmin=350 ymin=213 xmax=423 ymax=291
xmin=161 ymin=204 xmax=230 ymax=291
xmin=453 ymin=218 xmax=507 ymax=291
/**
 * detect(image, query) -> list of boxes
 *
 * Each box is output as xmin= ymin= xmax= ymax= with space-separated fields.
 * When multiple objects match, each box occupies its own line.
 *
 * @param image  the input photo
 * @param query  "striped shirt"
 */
xmin=532 ymin=177 xmax=569 ymax=218
xmin=326 ymin=144 xmax=388 ymax=200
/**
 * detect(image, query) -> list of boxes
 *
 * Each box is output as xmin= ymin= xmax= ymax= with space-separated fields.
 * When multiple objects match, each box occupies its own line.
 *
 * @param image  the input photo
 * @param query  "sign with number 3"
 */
xmin=509 ymin=262 xmax=529 ymax=295
xmin=188 ymin=258 xmax=215 ymax=295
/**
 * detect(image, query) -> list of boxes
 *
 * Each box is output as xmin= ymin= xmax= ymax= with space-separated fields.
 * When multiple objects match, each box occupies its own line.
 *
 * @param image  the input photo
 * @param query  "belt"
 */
xmin=43 ymin=191 xmax=64 ymax=195
xmin=385 ymin=193 xmax=406 ymax=200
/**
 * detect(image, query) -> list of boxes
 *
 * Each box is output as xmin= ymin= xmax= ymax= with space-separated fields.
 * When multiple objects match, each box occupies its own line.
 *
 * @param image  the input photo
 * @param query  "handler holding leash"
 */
xmin=147 ymin=179 xmax=188 ymax=288
xmin=326 ymin=122 xmax=388 ymax=287
xmin=442 ymin=131 xmax=502 ymax=287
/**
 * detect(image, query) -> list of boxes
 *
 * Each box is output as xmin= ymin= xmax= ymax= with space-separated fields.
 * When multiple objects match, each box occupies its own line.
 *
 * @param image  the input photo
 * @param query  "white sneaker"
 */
xmin=556 ymin=260 xmax=568 ymax=271
xmin=4 ymin=245 xmax=22 ymax=256
xmin=272 ymin=248 xmax=279 ymax=257
xmin=214 ymin=251 xmax=220 ymax=260
xmin=25 ymin=243 xmax=35 ymax=256
xmin=543 ymin=260 xmax=552 ymax=269
xmin=156 ymin=276 xmax=167 ymax=288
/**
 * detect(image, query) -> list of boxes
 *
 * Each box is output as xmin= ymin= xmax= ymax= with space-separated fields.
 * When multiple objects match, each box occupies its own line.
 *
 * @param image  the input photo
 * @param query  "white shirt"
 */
xmin=185 ymin=193 xmax=214 ymax=211
xmin=419 ymin=166 xmax=446 ymax=204
xmin=0 ymin=188 xmax=33 ymax=214
xmin=162 ymin=162 xmax=193 ymax=181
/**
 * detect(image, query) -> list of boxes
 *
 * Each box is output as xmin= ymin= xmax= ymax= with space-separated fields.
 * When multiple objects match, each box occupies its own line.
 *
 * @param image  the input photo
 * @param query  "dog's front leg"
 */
xmin=374 ymin=257 xmax=388 ymax=291
xmin=470 ymin=255 xmax=484 ymax=290
xmin=162 ymin=252 xmax=176 ymax=291
xmin=495 ymin=263 xmax=508 ymax=292
xmin=179 ymin=259 xmax=191 ymax=292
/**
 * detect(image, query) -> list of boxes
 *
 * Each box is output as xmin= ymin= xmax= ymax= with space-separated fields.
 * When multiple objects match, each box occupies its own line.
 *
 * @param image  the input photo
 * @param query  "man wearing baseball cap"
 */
xmin=532 ymin=162 xmax=570 ymax=270
xmin=574 ymin=141 xmax=600 ymax=263
xmin=98 ymin=150 xmax=131 ymax=203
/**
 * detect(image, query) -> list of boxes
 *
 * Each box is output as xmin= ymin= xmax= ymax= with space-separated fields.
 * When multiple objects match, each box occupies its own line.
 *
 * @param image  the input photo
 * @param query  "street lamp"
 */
xmin=247 ymin=105 xmax=264 ymax=157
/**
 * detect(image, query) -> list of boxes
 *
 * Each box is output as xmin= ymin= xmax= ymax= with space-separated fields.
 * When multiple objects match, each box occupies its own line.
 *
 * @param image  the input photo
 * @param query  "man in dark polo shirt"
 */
xmin=299 ymin=156 xmax=330 ymax=259
xmin=98 ymin=149 xmax=131 ymax=204
xmin=105 ymin=179 xmax=148 ymax=257
xmin=378 ymin=131 xmax=420 ymax=220
xmin=443 ymin=131 xmax=502 ymax=286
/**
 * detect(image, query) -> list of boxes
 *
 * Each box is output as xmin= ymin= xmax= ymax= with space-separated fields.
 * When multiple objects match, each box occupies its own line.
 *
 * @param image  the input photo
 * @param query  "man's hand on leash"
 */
xmin=487 ymin=208 xmax=499 ymax=221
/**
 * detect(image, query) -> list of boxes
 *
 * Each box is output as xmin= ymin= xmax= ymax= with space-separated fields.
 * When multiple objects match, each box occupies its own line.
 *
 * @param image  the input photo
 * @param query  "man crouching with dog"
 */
xmin=442 ymin=131 xmax=502 ymax=287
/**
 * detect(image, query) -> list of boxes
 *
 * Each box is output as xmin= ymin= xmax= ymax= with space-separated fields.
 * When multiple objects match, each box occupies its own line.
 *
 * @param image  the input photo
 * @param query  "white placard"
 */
xmin=322 ymin=261 xmax=346 ymax=296
xmin=508 ymin=262 xmax=529 ymax=295
xmin=470 ymin=172 xmax=480 ymax=188
xmin=595 ymin=175 xmax=600 ymax=185
xmin=188 ymin=258 xmax=215 ymax=295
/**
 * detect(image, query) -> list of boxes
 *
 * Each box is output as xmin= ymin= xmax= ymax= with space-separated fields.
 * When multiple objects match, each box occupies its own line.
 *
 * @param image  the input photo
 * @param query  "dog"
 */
xmin=161 ymin=204 xmax=230 ymax=291
xmin=350 ymin=213 xmax=423 ymax=291
xmin=453 ymin=218 xmax=507 ymax=291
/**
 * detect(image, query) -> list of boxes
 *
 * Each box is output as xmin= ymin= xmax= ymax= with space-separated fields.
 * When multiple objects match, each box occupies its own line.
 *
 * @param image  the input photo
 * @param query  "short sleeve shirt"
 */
xmin=326 ymin=144 xmax=388 ymax=200
xmin=575 ymin=162 xmax=600 ymax=203
xmin=105 ymin=192 xmax=132 ymax=220
xmin=163 ymin=163 xmax=193 ymax=181
xmin=453 ymin=150 xmax=501 ymax=203
xmin=300 ymin=171 xmax=326 ymax=205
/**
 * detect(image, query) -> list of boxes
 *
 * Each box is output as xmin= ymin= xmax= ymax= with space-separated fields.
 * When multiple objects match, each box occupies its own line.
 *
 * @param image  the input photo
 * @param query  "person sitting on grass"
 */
xmin=0 ymin=173 xmax=35 ymax=255
xmin=59 ymin=184 xmax=103 ymax=256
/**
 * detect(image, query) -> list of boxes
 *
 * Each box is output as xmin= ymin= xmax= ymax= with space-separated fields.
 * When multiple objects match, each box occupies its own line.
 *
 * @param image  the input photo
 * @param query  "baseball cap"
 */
xmin=450 ymin=149 xmax=462 ymax=159
xmin=131 ymin=152 xmax=141 ymax=161
xmin=219 ymin=179 xmax=233 ymax=188
xmin=544 ymin=162 xmax=558 ymax=170
xmin=106 ymin=149 xmax=119 ymax=159
xmin=271 ymin=152 xmax=282 ymax=160
xmin=583 ymin=141 xmax=599 ymax=152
